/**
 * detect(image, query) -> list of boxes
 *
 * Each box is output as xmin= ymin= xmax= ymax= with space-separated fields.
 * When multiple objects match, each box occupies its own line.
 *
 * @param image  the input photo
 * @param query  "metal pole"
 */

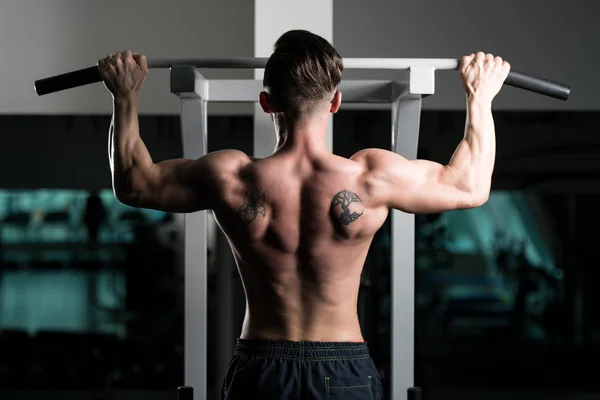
xmin=389 ymin=65 xmax=434 ymax=399
xmin=171 ymin=65 xmax=209 ymax=399
xmin=390 ymin=94 xmax=422 ymax=399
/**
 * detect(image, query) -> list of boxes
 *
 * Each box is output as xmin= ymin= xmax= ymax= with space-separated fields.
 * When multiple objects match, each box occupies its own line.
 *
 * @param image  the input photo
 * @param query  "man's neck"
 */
xmin=274 ymin=112 xmax=330 ymax=154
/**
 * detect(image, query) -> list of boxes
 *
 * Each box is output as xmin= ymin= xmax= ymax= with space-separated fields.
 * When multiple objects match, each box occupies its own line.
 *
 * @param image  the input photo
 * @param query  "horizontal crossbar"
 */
xmin=149 ymin=57 xmax=459 ymax=70
xmin=34 ymin=56 xmax=570 ymax=101
xmin=197 ymin=80 xmax=404 ymax=102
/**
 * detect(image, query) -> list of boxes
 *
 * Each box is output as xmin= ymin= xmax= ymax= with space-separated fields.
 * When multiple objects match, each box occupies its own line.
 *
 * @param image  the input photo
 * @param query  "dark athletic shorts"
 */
xmin=221 ymin=339 xmax=383 ymax=399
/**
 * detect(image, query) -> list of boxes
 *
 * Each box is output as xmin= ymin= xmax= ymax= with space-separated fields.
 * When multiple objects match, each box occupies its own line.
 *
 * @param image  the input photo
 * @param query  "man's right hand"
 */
xmin=460 ymin=52 xmax=511 ymax=103
xmin=98 ymin=51 xmax=148 ymax=100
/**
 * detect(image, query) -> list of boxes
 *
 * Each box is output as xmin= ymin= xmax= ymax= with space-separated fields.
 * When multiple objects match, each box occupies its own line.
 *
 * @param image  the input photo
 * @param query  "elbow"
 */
xmin=448 ymin=169 xmax=490 ymax=209
xmin=469 ymin=190 xmax=490 ymax=208
xmin=113 ymin=187 xmax=138 ymax=207
xmin=471 ymin=177 xmax=492 ymax=207
xmin=460 ymin=172 xmax=491 ymax=208
xmin=112 ymin=180 xmax=145 ymax=208
xmin=112 ymin=166 xmax=155 ymax=208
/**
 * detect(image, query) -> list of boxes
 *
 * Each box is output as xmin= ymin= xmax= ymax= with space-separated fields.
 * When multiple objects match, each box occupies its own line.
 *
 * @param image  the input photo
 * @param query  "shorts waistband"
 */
xmin=234 ymin=338 xmax=371 ymax=361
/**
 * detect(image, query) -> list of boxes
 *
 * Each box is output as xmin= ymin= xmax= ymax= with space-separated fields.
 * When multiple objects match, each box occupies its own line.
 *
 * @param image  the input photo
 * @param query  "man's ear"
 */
xmin=330 ymin=91 xmax=342 ymax=114
xmin=259 ymin=91 xmax=273 ymax=114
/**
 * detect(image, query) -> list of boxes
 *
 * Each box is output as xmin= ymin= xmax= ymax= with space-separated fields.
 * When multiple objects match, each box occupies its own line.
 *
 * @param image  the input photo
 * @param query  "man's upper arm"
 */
xmin=129 ymin=149 xmax=249 ymax=213
xmin=352 ymin=149 xmax=484 ymax=214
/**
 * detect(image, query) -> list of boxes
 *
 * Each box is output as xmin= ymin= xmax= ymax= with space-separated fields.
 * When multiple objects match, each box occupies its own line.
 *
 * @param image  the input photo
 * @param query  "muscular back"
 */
xmin=212 ymin=150 xmax=389 ymax=342
xmin=104 ymin=48 xmax=502 ymax=341
xmin=115 ymin=133 xmax=484 ymax=342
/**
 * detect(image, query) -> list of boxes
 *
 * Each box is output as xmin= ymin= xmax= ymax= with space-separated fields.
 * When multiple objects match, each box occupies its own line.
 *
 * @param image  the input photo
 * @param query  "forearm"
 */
xmin=447 ymin=97 xmax=496 ymax=197
xmin=110 ymin=97 xmax=154 ymax=201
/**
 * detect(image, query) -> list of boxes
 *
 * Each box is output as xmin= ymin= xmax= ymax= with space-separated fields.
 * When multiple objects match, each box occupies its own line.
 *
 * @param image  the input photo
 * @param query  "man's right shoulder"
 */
xmin=349 ymin=148 xmax=391 ymax=170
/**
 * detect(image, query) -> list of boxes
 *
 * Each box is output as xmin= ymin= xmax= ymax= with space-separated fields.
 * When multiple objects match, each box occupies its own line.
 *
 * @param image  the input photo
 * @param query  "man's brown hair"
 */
xmin=263 ymin=30 xmax=343 ymax=117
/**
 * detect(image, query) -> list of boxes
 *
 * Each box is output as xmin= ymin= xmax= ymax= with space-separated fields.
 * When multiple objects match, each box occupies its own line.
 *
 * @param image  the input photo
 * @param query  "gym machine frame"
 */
xmin=34 ymin=57 xmax=570 ymax=400
xmin=171 ymin=59 xmax=430 ymax=400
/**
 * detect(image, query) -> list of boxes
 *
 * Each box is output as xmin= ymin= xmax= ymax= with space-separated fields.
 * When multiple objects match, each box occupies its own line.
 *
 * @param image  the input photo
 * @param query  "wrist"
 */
xmin=466 ymin=94 xmax=492 ymax=109
xmin=113 ymin=95 xmax=139 ymax=120
xmin=113 ymin=94 xmax=138 ymax=108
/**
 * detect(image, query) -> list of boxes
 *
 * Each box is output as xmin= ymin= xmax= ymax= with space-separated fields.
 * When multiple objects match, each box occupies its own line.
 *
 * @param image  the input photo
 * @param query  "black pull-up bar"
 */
xmin=33 ymin=57 xmax=570 ymax=101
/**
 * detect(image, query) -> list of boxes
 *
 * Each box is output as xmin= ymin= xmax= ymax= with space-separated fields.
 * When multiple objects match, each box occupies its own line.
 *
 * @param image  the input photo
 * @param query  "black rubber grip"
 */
xmin=177 ymin=386 xmax=193 ymax=400
xmin=505 ymin=70 xmax=570 ymax=101
xmin=34 ymin=66 xmax=101 ymax=96
xmin=408 ymin=387 xmax=423 ymax=400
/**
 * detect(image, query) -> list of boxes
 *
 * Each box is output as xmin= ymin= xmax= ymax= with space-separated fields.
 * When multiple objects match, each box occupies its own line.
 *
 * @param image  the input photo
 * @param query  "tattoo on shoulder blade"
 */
xmin=238 ymin=184 xmax=267 ymax=224
xmin=330 ymin=189 xmax=364 ymax=225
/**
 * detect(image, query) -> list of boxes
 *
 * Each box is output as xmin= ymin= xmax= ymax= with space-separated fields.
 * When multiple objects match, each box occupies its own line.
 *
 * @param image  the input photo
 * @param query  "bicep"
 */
xmin=363 ymin=151 xmax=481 ymax=214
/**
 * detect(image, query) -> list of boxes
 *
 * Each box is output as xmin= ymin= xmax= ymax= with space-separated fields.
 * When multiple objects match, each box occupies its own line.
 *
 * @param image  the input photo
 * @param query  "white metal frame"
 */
xmin=170 ymin=58 xmax=453 ymax=400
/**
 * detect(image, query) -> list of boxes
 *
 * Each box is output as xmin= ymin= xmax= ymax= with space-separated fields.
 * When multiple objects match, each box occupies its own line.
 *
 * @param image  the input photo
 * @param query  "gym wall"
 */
xmin=0 ymin=0 xmax=594 ymax=115
xmin=0 ymin=0 xmax=254 ymax=116
xmin=334 ymin=0 xmax=593 ymax=111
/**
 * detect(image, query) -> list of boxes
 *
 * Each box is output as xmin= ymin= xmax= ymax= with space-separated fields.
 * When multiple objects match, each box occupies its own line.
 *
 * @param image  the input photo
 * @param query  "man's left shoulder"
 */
xmin=207 ymin=149 xmax=254 ymax=168
xmin=201 ymin=150 xmax=256 ymax=191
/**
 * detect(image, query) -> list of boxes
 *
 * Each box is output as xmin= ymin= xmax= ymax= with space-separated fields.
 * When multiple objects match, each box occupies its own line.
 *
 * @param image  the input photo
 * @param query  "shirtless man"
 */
xmin=98 ymin=30 xmax=510 ymax=400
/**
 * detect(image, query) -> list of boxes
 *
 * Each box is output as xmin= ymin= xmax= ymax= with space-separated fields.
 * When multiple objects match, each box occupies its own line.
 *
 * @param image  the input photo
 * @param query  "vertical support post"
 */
xmin=254 ymin=0 xmax=334 ymax=157
xmin=171 ymin=66 xmax=209 ymax=399
xmin=390 ymin=93 xmax=421 ymax=400
xmin=389 ymin=64 xmax=434 ymax=400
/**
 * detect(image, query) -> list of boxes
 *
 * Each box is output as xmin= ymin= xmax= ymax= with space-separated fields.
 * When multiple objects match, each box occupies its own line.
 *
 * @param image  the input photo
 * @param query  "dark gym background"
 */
xmin=0 ymin=109 xmax=598 ymax=400
xmin=0 ymin=1 xmax=598 ymax=399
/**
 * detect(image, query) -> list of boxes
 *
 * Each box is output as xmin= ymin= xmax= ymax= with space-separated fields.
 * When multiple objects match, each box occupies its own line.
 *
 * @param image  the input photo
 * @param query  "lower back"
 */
xmin=237 ymin=256 xmax=367 ymax=342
